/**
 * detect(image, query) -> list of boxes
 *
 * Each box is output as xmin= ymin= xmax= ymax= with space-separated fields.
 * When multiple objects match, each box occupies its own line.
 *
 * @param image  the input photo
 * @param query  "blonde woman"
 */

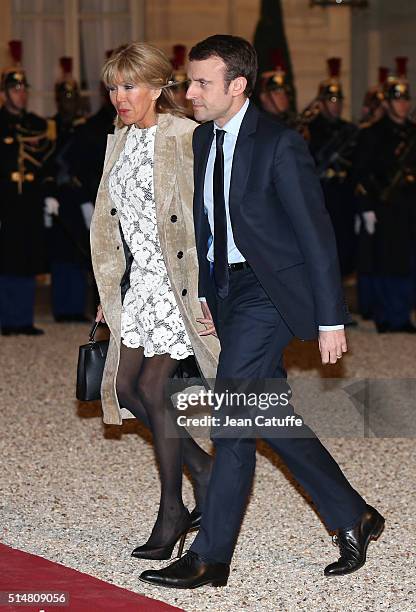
xmin=90 ymin=43 xmax=218 ymax=560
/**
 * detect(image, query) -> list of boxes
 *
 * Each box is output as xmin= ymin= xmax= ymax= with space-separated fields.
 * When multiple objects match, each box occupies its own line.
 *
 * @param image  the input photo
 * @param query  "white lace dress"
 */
xmin=108 ymin=124 xmax=193 ymax=360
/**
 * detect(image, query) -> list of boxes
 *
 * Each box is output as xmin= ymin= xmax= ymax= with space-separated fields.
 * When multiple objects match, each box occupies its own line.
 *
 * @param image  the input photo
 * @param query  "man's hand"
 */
xmin=196 ymin=301 xmax=217 ymax=337
xmin=318 ymin=329 xmax=347 ymax=365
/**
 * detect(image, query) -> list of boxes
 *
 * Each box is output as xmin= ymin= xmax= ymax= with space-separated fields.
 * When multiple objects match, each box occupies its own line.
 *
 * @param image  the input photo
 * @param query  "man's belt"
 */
xmin=10 ymin=171 xmax=35 ymax=183
xmin=228 ymin=261 xmax=251 ymax=273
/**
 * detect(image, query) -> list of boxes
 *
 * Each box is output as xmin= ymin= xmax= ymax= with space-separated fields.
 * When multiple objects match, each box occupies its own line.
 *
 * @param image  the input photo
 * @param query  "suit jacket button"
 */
xmin=182 ymin=289 xmax=187 ymax=296
xmin=110 ymin=208 xmax=117 ymax=216
xmin=177 ymin=251 xmax=183 ymax=259
xmin=170 ymin=214 xmax=177 ymax=223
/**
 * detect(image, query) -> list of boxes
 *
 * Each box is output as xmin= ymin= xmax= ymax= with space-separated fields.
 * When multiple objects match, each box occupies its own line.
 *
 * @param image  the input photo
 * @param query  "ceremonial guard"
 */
xmin=352 ymin=58 xmax=416 ymax=333
xmin=62 ymin=52 xmax=115 ymax=210
xmin=0 ymin=41 xmax=55 ymax=336
xmin=48 ymin=57 xmax=90 ymax=322
xmin=360 ymin=67 xmax=389 ymax=125
xmin=61 ymin=52 xmax=116 ymax=311
xmin=258 ymin=49 xmax=297 ymax=127
xmin=354 ymin=67 xmax=389 ymax=319
xmin=308 ymin=58 xmax=358 ymax=277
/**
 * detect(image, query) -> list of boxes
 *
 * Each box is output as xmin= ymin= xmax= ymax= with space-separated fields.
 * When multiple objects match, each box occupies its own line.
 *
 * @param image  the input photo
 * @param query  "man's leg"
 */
xmin=373 ymin=274 xmax=414 ymax=331
xmin=357 ymin=274 xmax=375 ymax=319
xmin=51 ymin=261 xmax=87 ymax=319
xmin=0 ymin=274 xmax=36 ymax=330
xmin=189 ymin=269 xmax=288 ymax=562
xmin=191 ymin=268 xmax=366 ymax=563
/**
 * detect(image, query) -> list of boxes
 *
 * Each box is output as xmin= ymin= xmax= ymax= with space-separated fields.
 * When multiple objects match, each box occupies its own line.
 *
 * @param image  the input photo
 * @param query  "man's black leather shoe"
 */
xmin=324 ymin=505 xmax=385 ymax=577
xmin=139 ymin=551 xmax=229 ymax=589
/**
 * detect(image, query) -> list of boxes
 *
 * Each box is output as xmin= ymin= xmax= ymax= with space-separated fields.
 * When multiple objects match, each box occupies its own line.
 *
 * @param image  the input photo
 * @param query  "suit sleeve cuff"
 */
xmin=198 ymin=297 xmax=207 ymax=303
xmin=318 ymin=325 xmax=345 ymax=331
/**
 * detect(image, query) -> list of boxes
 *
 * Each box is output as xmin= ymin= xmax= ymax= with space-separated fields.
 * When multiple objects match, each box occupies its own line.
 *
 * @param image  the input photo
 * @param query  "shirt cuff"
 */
xmin=198 ymin=297 xmax=207 ymax=303
xmin=318 ymin=325 xmax=344 ymax=331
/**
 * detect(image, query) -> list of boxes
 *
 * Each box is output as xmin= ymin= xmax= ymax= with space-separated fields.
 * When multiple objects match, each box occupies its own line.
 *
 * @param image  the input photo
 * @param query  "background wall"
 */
xmin=0 ymin=0 xmax=415 ymax=120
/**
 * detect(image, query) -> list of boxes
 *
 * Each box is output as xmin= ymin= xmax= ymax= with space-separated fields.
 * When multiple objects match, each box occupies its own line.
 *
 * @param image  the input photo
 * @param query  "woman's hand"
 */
xmin=95 ymin=304 xmax=106 ymax=323
xmin=197 ymin=301 xmax=217 ymax=337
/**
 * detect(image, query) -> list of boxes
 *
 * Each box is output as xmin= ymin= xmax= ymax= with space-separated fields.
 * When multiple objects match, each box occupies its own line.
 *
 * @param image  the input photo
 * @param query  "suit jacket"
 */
xmin=193 ymin=102 xmax=349 ymax=340
xmin=90 ymin=113 xmax=219 ymax=425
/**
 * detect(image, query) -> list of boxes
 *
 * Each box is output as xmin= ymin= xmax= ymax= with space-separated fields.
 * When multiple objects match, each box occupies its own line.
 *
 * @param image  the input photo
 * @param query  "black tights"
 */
xmin=116 ymin=344 xmax=212 ymax=545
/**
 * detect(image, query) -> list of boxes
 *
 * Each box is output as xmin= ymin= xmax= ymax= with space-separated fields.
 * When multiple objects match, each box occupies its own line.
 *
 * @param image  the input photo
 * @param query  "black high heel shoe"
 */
xmin=131 ymin=510 xmax=192 ymax=561
xmin=189 ymin=507 xmax=201 ymax=531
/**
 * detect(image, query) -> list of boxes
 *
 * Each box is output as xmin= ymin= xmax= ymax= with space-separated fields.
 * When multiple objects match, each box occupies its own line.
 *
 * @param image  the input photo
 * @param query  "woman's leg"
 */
xmin=116 ymin=344 xmax=212 ymax=512
xmin=116 ymin=344 xmax=145 ymax=415
xmin=136 ymin=353 xmax=189 ymax=545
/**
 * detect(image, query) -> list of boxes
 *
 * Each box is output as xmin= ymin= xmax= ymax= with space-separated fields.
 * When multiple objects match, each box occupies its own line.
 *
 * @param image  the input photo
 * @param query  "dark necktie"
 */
xmin=213 ymin=129 xmax=229 ymax=298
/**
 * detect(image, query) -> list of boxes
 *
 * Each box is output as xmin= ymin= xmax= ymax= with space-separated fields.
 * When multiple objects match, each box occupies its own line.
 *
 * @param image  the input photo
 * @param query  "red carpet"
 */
xmin=0 ymin=543 xmax=183 ymax=611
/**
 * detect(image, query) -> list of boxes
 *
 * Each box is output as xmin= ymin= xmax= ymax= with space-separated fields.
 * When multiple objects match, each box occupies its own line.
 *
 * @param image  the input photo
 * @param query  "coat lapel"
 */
xmin=153 ymin=113 xmax=176 ymax=225
xmin=193 ymin=125 xmax=214 ymax=238
xmin=102 ymin=127 xmax=128 ymax=179
xmin=228 ymin=102 xmax=258 ymax=218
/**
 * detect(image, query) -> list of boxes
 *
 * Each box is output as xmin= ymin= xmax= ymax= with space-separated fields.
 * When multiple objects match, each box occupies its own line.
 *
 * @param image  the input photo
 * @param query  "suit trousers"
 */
xmin=372 ymin=274 xmax=414 ymax=328
xmin=0 ymin=274 xmax=35 ymax=328
xmin=51 ymin=261 xmax=87 ymax=317
xmin=190 ymin=267 xmax=367 ymax=564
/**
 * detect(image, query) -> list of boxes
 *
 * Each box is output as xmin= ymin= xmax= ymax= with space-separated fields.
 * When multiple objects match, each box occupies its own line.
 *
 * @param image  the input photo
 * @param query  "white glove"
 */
xmin=44 ymin=197 xmax=60 ymax=227
xmin=80 ymin=202 xmax=94 ymax=229
xmin=44 ymin=197 xmax=60 ymax=216
xmin=362 ymin=211 xmax=377 ymax=235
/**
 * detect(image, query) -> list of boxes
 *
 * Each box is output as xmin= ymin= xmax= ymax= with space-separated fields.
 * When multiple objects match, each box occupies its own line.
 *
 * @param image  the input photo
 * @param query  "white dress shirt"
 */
xmin=201 ymin=99 xmax=343 ymax=332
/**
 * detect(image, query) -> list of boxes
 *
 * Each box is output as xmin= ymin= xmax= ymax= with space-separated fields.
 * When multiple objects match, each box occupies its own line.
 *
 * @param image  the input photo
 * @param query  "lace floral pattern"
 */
xmin=108 ymin=124 xmax=193 ymax=360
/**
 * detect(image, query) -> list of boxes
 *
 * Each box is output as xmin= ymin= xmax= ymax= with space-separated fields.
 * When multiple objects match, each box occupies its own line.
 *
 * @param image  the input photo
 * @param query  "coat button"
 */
xmin=177 ymin=251 xmax=183 ymax=259
xmin=110 ymin=208 xmax=117 ymax=216
xmin=116 ymin=246 xmax=120 ymax=250
xmin=170 ymin=215 xmax=177 ymax=223
xmin=182 ymin=289 xmax=187 ymax=296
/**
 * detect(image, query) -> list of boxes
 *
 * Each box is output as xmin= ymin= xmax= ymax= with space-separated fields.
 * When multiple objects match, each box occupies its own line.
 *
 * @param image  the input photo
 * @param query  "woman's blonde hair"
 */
xmin=102 ymin=42 xmax=185 ymax=127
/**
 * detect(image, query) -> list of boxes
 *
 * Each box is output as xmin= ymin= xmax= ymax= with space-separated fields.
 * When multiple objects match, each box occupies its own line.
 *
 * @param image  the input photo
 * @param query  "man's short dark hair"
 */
xmin=189 ymin=35 xmax=258 ymax=97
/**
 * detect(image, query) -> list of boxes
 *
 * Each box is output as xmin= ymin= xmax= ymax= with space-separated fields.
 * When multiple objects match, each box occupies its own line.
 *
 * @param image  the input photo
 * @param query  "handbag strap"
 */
xmin=89 ymin=321 xmax=99 ymax=342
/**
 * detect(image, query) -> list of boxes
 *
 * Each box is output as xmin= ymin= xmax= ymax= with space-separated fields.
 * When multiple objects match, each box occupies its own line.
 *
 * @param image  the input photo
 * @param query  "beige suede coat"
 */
xmin=90 ymin=113 xmax=219 ymax=425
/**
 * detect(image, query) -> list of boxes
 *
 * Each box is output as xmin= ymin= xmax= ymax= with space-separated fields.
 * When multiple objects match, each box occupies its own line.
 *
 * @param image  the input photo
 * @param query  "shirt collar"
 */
xmin=213 ymin=98 xmax=250 ymax=137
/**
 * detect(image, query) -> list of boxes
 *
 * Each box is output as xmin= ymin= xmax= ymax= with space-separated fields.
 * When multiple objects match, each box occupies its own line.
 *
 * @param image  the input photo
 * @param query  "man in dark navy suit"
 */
xmin=140 ymin=35 xmax=384 ymax=589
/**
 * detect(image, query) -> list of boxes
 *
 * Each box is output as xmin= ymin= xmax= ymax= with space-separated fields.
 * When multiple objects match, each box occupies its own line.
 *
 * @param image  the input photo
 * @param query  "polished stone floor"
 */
xmin=0 ymin=298 xmax=415 ymax=612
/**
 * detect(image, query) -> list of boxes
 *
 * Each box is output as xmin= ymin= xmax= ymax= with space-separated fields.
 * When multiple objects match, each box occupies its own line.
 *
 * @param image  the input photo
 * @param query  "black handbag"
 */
xmin=76 ymin=321 xmax=109 ymax=401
